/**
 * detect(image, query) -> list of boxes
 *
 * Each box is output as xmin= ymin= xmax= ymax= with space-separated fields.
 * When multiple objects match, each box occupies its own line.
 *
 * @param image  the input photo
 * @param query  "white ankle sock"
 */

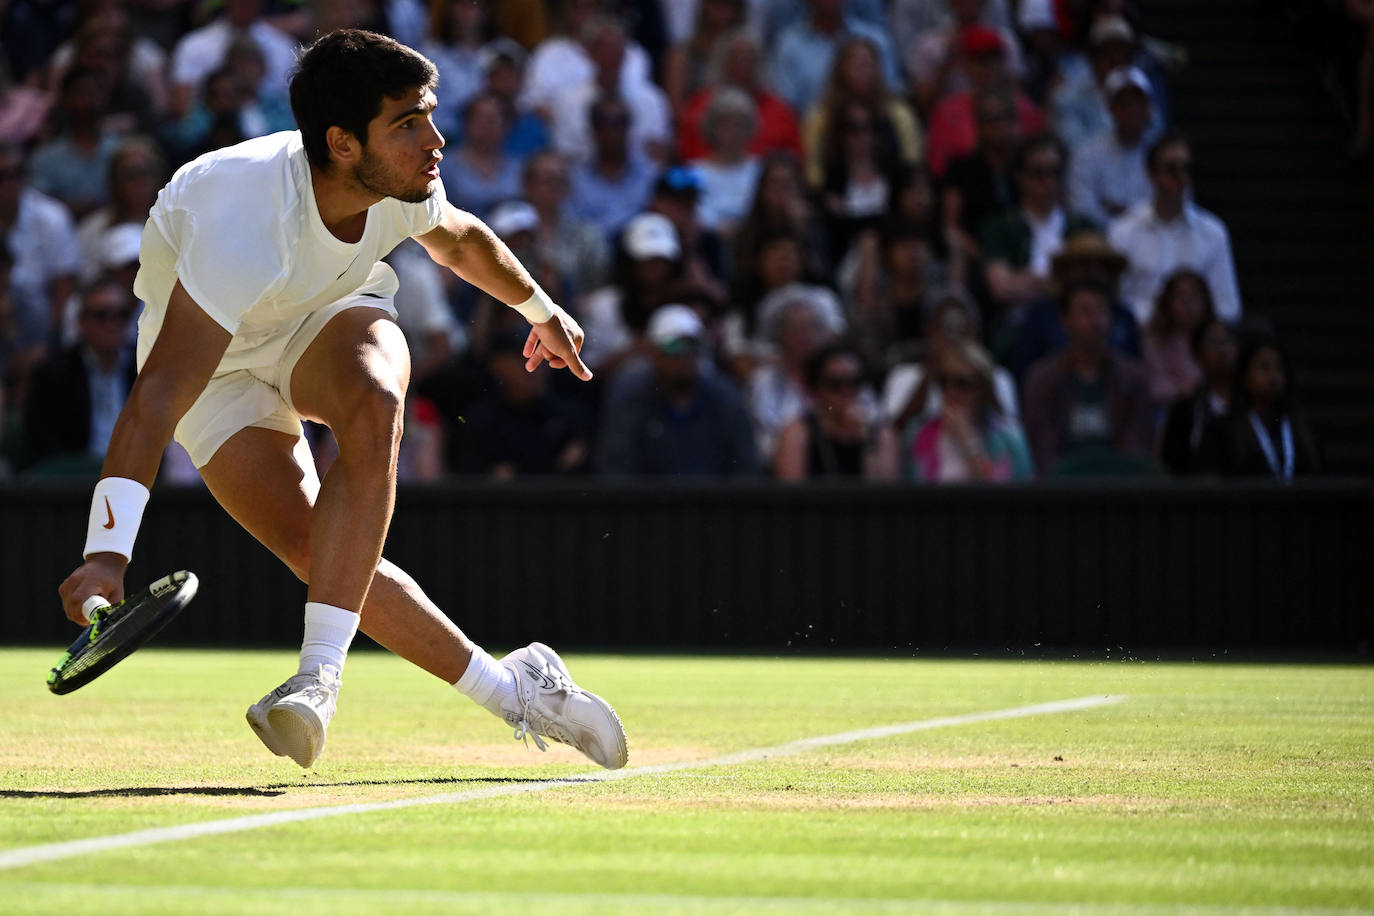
xmin=453 ymin=646 xmax=516 ymax=717
xmin=298 ymin=602 xmax=360 ymax=675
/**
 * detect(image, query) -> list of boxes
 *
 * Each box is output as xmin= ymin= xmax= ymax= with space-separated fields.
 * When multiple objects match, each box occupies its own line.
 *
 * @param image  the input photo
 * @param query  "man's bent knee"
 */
xmin=332 ymin=380 xmax=405 ymax=462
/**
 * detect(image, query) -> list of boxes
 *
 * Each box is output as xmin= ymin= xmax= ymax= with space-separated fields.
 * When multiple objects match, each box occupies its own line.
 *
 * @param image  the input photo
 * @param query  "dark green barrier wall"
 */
xmin=3 ymin=481 xmax=1370 ymax=651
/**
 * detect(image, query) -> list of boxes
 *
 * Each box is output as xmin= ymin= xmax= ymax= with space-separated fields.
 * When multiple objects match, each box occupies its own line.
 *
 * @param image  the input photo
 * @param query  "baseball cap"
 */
xmin=100 ymin=222 xmax=143 ymax=270
xmin=1089 ymin=15 xmax=1136 ymax=46
xmin=1103 ymin=66 xmax=1151 ymax=99
xmin=487 ymin=200 xmax=539 ymax=238
xmin=959 ymin=25 xmax=1006 ymax=58
xmin=646 ymin=304 xmax=704 ymax=353
xmin=622 ymin=212 xmax=681 ymax=261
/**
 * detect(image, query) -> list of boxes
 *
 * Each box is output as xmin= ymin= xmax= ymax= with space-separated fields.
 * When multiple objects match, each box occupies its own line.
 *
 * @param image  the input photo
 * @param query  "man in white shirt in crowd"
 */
xmin=1067 ymin=66 xmax=1156 ymax=226
xmin=1108 ymin=131 xmax=1241 ymax=326
xmin=58 ymin=30 xmax=627 ymax=773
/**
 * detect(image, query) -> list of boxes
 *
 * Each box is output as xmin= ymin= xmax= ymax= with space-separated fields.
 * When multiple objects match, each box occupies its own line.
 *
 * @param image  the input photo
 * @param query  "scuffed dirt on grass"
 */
xmin=555 ymin=790 xmax=1178 ymax=813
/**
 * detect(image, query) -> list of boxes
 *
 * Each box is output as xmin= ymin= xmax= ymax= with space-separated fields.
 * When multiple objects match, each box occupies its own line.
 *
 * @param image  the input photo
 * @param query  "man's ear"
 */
xmin=325 ymin=125 xmax=361 ymax=166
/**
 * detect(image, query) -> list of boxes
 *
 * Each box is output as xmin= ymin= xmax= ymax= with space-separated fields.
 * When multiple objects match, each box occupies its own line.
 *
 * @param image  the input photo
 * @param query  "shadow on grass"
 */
xmin=0 ymin=775 xmax=575 ymax=800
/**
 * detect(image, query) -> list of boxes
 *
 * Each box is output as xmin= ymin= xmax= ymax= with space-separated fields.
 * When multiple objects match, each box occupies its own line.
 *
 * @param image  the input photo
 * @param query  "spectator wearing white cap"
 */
xmin=595 ymin=303 xmax=759 ymax=477
xmin=577 ymin=211 xmax=684 ymax=373
xmin=1049 ymin=14 xmax=1163 ymax=151
xmin=1066 ymin=65 xmax=1155 ymax=226
xmin=1108 ymin=132 xmax=1242 ymax=327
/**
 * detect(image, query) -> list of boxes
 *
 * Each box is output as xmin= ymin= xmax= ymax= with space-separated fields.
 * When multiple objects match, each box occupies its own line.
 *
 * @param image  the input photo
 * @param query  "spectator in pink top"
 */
xmin=1141 ymin=268 xmax=1215 ymax=405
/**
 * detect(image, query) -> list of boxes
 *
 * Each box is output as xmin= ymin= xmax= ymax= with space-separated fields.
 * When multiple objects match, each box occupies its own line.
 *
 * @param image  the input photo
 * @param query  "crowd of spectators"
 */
xmin=0 ymin=0 xmax=1323 ymax=483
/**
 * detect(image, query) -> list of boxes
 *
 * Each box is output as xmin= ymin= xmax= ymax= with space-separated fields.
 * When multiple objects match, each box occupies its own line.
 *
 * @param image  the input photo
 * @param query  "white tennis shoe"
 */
xmin=501 ymin=642 xmax=628 ymax=770
xmin=245 ymin=664 xmax=341 ymax=768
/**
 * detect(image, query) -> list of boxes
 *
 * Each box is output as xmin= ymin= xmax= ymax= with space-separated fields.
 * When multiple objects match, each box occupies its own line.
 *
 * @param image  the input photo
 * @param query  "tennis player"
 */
xmin=56 ymin=29 xmax=627 ymax=771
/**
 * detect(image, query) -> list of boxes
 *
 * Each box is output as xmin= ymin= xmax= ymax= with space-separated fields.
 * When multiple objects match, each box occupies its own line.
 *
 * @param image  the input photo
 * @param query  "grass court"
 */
xmin=1 ymin=649 xmax=1371 ymax=914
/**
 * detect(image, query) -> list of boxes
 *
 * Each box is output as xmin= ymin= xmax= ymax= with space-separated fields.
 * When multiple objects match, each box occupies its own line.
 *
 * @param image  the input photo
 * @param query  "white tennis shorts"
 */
xmin=170 ymin=264 xmax=400 ymax=468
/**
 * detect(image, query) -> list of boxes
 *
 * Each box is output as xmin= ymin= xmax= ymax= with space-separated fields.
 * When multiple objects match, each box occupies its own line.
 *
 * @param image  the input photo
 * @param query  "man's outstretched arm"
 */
xmin=58 ymin=281 xmax=231 ymax=624
xmin=414 ymin=202 xmax=592 ymax=380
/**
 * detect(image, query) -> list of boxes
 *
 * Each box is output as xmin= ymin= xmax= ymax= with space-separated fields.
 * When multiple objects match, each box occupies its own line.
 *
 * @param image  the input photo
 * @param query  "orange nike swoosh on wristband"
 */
xmin=103 ymin=497 xmax=115 ymax=530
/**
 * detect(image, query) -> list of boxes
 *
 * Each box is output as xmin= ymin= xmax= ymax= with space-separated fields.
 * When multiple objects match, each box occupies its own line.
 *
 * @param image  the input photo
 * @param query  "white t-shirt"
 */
xmin=134 ymin=131 xmax=446 ymax=373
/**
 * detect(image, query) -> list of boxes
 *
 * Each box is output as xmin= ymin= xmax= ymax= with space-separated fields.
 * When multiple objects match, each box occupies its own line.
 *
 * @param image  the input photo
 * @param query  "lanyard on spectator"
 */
xmin=1249 ymin=411 xmax=1293 ymax=480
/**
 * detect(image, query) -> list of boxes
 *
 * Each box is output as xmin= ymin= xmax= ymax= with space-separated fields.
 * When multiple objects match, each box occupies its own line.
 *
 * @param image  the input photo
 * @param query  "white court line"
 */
xmin=0 ymin=694 xmax=1123 ymax=872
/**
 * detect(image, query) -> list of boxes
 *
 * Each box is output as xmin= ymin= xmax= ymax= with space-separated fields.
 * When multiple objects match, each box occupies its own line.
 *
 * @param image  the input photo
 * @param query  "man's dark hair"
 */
xmin=1013 ymin=132 xmax=1067 ymax=178
xmin=290 ymin=29 xmax=437 ymax=171
xmin=1146 ymin=128 xmax=1189 ymax=173
xmin=803 ymin=341 xmax=866 ymax=392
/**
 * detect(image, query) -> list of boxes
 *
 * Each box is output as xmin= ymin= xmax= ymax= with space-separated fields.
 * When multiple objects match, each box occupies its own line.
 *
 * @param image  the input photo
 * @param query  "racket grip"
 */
xmin=82 ymin=594 xmax=111 ymax=620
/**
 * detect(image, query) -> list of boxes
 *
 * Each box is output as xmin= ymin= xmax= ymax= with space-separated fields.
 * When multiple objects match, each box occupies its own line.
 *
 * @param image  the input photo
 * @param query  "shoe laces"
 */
xmin=299 ymin=665 xmax=341 ymax=708
xmin=509 ymin=680 xmax=577 ymax=753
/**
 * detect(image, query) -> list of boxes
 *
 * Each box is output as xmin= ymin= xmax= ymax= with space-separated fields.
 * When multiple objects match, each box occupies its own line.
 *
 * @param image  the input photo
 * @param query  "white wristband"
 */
xmin=509 ymin=285 xmax=556 ymax=323
xmin=83 ymin=477 xmax=150 ymax=562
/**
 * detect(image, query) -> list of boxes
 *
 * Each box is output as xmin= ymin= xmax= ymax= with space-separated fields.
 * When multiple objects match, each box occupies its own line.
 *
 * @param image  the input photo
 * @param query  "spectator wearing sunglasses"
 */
xmin=20 ymin=277 xmax=136 ymax=474
xmin=774 ymin=341 xmax=897 ymax=480
xmin=904 ymin=337 xmax=1030 ymax=482
xmin=1107 ymin=131 xmax=1241 ymax=327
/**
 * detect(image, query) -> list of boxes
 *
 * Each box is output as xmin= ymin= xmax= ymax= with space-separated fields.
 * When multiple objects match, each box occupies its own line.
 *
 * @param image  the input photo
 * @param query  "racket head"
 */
xmin=47 ymin=571 xmax=199 ymax=695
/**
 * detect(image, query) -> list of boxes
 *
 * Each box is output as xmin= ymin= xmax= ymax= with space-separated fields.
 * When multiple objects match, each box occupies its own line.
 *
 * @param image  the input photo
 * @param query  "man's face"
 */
xmin=1064 ymin=289 xmax=1111 ymax=351
xmin=354 ymin=86 xmax=445 ymax=204
xmin=78 ymin=286 xmax=133 ymax=357
xmin=1150 ymin=141 xmax=1191 ymax=200
xmin=523 ymin=155 xmax=568 ymax=211
xmin=590 ymin=102 xmax=630 ymax=158
xmin=1109 ymin=88 xmax=1150 ymax=142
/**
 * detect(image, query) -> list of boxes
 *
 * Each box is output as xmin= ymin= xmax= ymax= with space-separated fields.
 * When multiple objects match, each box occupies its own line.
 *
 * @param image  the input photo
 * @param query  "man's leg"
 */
xmin=198 ymin=425 xmax=474 ymax=684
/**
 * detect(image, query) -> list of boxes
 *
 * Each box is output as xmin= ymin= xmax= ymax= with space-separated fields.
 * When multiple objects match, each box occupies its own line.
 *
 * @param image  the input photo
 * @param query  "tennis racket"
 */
xmin=47 ymin=570 xmax=199 ymax=695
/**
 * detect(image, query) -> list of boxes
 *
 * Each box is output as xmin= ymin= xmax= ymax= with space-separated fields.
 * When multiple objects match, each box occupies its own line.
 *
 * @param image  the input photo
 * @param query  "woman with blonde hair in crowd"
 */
xmin=905 ymin=337 xmax=1033 ymax=482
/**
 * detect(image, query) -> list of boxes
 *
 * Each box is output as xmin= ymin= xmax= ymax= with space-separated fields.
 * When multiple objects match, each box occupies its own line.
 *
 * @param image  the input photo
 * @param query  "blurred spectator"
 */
xmin=648 ymin=165 xmax=729 ymax=305
xmin=596 ymin=304 xmax=759 ymax=477
xmin=1022 ymin=277 xmax=1155 ymax=476
xmin=566 ymin=94 xmax=658 ymax=240
xmin=522 ymin=151 xmax=610 ymax=300
xmin=979 ymin=134 xmax=1097 ymax=321
xmin=221 ymin=35 xmax=296 ymax=137
xmin=519 ymin=0 xmax=653 ymax=123
xmin=1157 ymin=316 xmax=1236 ymax=475
xmin=47 ymin=10 xmax=167 ymax=132
xmin=663 ymin=0 xmax=747 ymax=116
xmin=731 ymin=152 xmax=831 ymax=306
xmin=421 ymin=0 xmax=493 ymax=143
xmin=388 ymin=238 xmax=467 ymax=385
xmin=1049 ymin=14 xmax=1163 ymax=150
xmin=1141 ymin=268 xmax=1215 ymax=405
xmin=0 ymin=53 xmax=52 ymax=146
xmin=892 ymin=0 xmax=1013 ymax=48
xmin=749 ymin=0 xmax=889 ymax=46
xmin=904 ymin=337 xmax=1031 ymax=482
xmin=0 ymin=245 xmax=36 ymax=420
xmin=746 ymin=285 xmax=846 ymax=464
xmin=488 ymin=0 xmax=548 ymax=51
xmin=883 ymin=287 xmax=1019 ymax=431
xmin=165 ymin=66 xmax=249 ymax=164
xmin=1196 ymin=332 xmax=1321 ymax=478
xmin=578 ymin=211 xmax=684 ymax=372
xmin=803 ymin=35 xmax=923 ymax=191
xmin=477 ymin=38 xmax=550 ymax=157
xmin=1066 ymin=65 xmax=1154 ymax=226
xmin=1005 ymin=230 xmax=1142 ymax=383
xmin=689 ymin=87 xmax=761 ymax=237
xmin=26 ymin=66 xmax=122 ymax=220
xmin=774 ymin=341 xmax=897 ymax=480
xmin=438 ymin=92 xmax=523 ymax=220
xmin=767 ymin=0 xmax=902 ymax=116
xmin=75 ymin=136 xmax=165 ymax=285
xmin=21 ymin=277 xmax=135 ymax=474
xmin=925 ymin=33 xmax=1044 ymax=179
xmin=450 ymin=328 xmax=591 ymax=477
xmin=1015 ymin=0 xmax=1069 ymax=106
xmin=1108 ymin=132 xmax=1242 ymax=325
xmin=939 ymin=88 xmax=1021 ymax=264
xmin=906 ymin=0 xmax=1024 ymax=114
xmin=0 ymin=0 xmax=75 ymax=86
xmin=0 ymin=143 xmax=79 ymax=353
xmin=543 ymin=15 xmax=670 ymax=164
xmin=816 ymin=100 xmax=899 ymax=256
xmin=167 ymin=0 xmax=299 ymax=120
xmin=840 ymin=220 xmax=946 ymax=370
xmin=677 ymin=28 xmax=802 ymax=162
